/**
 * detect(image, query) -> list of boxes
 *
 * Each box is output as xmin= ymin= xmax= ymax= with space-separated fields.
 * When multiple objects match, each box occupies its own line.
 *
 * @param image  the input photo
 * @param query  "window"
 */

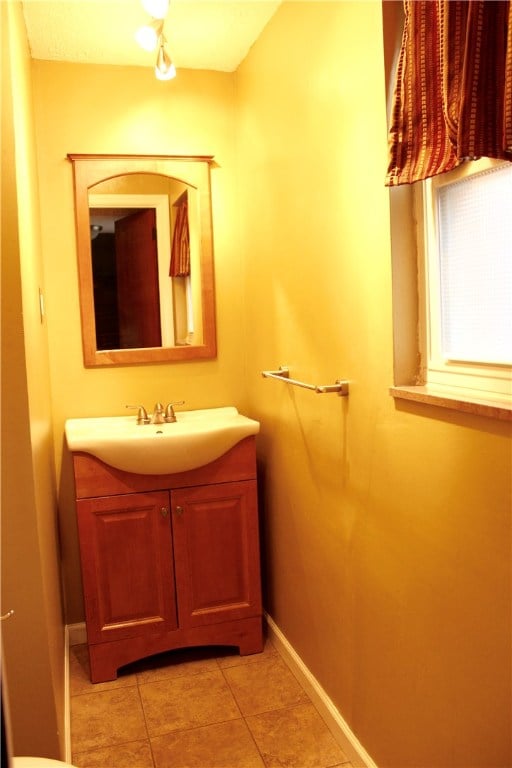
xmin=383 ymin=3 xmax=512 ymax=421
xmin=416 ymin=159 xmax=512 ymax=404
xmin=389 ymin=158 xmax=512 ymax=421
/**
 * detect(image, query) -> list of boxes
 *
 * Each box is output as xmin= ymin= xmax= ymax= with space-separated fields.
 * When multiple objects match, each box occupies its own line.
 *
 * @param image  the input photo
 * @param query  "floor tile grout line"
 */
xmin=236 ymin=697 xmax=316 ymax=721
xmin=218 ymin=664 xmax=246 ymax=720
xmin=217 ymin=664 xmax=272 ymax=768
xmin=328 ymin=758 xmax=355 ymax=767
xmin=240 ymin=711 xmax=269 ymax=768
xmin=146 ymin=714 xmax=247 ymax=739
xmin=134 ymin=678 xmax=154 ymax=763
xmin=71 ymin=736 xmax=154 ymax=761
xmin=69 ymin=680 xmax=139 ymax=698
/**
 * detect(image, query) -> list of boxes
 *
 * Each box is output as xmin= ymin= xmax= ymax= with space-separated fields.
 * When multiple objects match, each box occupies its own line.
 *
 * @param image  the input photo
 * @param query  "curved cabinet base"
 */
xmin=88 ymin=616 xmax=264 ymax=683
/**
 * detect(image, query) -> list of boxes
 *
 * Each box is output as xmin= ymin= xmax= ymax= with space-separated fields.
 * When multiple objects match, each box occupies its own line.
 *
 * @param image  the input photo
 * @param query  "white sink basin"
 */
xmin=65 ymin=407 xmax=260 ymax=475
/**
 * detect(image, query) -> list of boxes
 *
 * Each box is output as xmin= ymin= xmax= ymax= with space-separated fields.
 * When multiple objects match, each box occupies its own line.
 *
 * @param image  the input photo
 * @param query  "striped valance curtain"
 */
xmin=386 ymin=0 xmax=512 ymax=187
xmin=169 ymin=193 xmax=190 ymax=277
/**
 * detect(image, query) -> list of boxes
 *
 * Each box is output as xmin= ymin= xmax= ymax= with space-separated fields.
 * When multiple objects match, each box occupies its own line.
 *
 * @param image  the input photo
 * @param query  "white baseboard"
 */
xmin=63 ymin=625 xmax=72 ymax=763
xmin=64 ymin=623 xmax=86 ymax=762
xmin=265 ymin=614 xmax=377 ymax=768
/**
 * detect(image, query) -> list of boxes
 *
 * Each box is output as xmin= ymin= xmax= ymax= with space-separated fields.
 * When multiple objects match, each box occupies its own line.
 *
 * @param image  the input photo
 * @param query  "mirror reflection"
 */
xmin=89 ymin=173 xmax=199 ymax=351
xmin=68 ymin=154 xmax=216 ymax=366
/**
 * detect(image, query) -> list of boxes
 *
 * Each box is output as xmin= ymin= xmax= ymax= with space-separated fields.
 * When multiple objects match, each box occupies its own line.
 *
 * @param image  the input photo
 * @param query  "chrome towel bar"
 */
xmin=261 ymin=366 xmax=349 ymax=396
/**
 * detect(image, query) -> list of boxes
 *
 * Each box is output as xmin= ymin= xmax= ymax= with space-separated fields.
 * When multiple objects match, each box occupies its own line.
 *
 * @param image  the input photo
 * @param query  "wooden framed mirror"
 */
xmin=68 ymin=154 xmax=216 ymax=366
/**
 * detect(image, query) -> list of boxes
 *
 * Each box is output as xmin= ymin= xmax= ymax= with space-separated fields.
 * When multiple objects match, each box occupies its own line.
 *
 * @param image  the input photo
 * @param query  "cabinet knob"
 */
xmin=161 ymin=507 xmax=168 ymax=517
xmin=175 ymin=505 xmax=184 ymax=516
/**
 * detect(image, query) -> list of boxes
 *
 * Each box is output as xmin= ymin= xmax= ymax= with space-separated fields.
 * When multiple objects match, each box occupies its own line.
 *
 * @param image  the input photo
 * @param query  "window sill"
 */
xmin=390 ymin=385 xmax=512 ymax=422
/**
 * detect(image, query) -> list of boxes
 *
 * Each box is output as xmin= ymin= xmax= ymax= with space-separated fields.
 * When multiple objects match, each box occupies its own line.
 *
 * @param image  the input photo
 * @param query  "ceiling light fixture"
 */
xmin=155 ymin=35 xmax=176 ymax=80
xmin=136 ymin=0 xmax=175 ymax=81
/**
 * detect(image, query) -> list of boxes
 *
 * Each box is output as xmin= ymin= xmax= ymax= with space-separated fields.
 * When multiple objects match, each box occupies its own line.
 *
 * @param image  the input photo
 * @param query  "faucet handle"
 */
xmin=125 ymin=405 xmax=149 ymax=425
xmin=164 ymin=400 xmax=185 ymax=423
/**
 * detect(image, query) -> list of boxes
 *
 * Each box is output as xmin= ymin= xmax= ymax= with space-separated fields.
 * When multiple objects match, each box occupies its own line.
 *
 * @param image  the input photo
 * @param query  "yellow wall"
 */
xmin=1 ymin=0 xmax=64 ymax=758
xmin=236 ymin=3 xmax=511 ymax=767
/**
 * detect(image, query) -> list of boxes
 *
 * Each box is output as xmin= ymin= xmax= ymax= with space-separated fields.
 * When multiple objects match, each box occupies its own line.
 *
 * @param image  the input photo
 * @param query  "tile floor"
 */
xmin=69 ymin=637 xmax=355 ymax=768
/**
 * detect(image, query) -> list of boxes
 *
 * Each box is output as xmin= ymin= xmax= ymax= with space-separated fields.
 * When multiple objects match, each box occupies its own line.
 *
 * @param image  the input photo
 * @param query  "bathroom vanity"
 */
xmin=70 ymin=435 xmax=263 ymax=683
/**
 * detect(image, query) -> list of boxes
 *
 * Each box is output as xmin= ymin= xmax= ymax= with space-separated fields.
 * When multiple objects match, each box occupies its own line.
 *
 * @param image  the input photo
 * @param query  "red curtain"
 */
xmin=386 ymin=1 xmax=512 ymax=186
xmin=169 ymin=193 xmax=190 ymax=277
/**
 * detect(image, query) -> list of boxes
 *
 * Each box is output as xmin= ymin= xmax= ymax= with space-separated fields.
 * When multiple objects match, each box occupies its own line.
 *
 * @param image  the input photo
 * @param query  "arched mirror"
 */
xmin=68 ymin=154 xmax=216 ymax=366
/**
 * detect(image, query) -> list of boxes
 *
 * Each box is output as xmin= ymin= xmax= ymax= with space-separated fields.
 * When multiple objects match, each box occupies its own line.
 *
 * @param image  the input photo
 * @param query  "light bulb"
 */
xmin=141 ymin=0 xmax=169 ymax=20
xmin=135 ymin=24 xmax=159 ymax=51
xmin=155 ymin=41 xmax=176 ymax=80
xmin=155 ymin=62 xmax=176 ymax=80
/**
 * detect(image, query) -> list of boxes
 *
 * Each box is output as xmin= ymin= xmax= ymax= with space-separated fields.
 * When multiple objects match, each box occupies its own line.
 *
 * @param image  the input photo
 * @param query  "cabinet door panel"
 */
xmin=172 ymin=481 xmax=261 ymax=628
xmin=77 ymin=492 xmax=178 ymax=643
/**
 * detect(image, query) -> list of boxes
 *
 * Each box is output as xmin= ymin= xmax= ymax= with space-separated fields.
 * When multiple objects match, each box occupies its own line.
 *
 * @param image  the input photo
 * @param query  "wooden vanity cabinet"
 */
xmin=72 ymin=436 xmax=263 ymax=682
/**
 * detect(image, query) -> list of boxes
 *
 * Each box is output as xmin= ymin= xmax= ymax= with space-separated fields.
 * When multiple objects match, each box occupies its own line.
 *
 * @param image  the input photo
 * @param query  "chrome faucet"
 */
xmin=126 ymin=401 xmax=184 ymax=424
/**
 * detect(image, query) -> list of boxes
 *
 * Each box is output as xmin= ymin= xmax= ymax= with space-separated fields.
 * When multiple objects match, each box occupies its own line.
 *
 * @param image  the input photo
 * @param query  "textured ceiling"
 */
xmin=22 ymin=0 xmax=282 ymax=72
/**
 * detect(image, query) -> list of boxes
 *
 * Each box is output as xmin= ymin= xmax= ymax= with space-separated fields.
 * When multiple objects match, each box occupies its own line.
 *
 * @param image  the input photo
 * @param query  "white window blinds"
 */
xmin=437 ymin=164 xmax=512 ymax=366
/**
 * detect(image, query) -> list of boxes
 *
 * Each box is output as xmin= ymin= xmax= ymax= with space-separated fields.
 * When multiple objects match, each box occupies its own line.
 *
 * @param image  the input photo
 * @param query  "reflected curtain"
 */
xmin=386 ymin=0 xmax=512 ymax=186
xmin=170 ymin=193 xmax=190 ymax=277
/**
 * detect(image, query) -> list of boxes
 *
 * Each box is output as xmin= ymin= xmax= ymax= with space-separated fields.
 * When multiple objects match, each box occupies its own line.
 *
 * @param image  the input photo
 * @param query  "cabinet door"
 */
xmin=77 ymin=492 xmax=178 ymax=644
xmin=171 ymin=480 xmax=262 ymax=628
